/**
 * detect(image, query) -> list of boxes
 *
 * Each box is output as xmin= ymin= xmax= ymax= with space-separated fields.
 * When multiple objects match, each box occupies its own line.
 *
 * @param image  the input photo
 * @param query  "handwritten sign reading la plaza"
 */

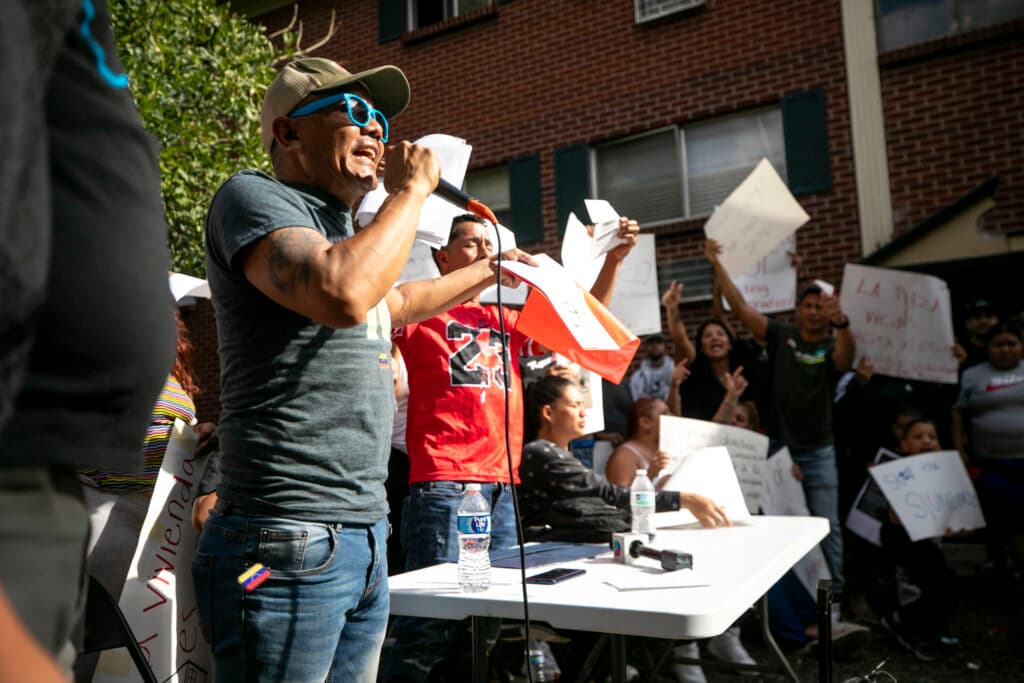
xmin=839 ymin=264 xmax=958 ymax=384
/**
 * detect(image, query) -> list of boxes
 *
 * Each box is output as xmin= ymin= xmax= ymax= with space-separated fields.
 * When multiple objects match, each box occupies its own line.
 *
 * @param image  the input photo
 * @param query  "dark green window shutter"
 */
xmin=782 ymin=89 xmax=831 ymax=195
xmin=554 ymin=144 xmax=590 ymax=236
xmin=379 ymin=0 xmax=404 ymax=43
xmin=508 ymin=155 xmax=543 ymax=244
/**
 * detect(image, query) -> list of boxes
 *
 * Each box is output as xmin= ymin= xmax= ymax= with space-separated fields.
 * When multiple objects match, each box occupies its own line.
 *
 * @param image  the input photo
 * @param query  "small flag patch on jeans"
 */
xmin=238 ymin=563 xmax=270 ymax=592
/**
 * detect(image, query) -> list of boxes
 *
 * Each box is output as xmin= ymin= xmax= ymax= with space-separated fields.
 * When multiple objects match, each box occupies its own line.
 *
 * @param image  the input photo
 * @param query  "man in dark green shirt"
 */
xmin=706 ymin=239 xmax=854 ymax=600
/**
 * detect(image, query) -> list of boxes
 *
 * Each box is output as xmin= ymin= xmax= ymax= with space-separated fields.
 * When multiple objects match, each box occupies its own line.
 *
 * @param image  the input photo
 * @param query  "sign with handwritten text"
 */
xmin=659 ymin=415 xmax=768 ymax=513
xmin=839 ymin=264 xmax=958 ymax=384
xmin=703 ymin=158 xmax=810 ymax=279
xmin=759 ymin=447 xmax=832 ymax=599
xmin=868 ymin=450 xmax=986 ymax=542
xmin=726 ymin=235 xmax=797 ymax=314
xmin=93 ymin=420 xmax=213 ymax=683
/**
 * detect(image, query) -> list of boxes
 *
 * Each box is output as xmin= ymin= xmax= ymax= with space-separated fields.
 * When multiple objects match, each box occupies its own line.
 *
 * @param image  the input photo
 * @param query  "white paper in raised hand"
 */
xmin=703 ymin=158 xmax=809 ymax=279
xmin=500 ymin=254 xmax=619 ymax=350
xmin=355 ymin=133 xmax=473 ymax=247
xmin=585 ymin=199 xmax=626 ymax=257
xmin=561 ymin=212 xmax=605 ymax=289
xmin=657 ymin=446 xmax=751 ymax=527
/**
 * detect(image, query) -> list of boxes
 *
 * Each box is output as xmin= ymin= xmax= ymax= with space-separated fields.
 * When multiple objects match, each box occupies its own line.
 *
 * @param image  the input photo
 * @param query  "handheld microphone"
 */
xmin=629 ymin=540 xmax=693 ymax=572
xmin=434 ymin=177 xmax=499 ymax=226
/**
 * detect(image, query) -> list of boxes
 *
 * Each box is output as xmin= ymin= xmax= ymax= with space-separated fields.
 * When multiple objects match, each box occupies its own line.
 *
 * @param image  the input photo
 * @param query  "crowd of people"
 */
xmin=2 ymin=8 xmax=1021 ymax=681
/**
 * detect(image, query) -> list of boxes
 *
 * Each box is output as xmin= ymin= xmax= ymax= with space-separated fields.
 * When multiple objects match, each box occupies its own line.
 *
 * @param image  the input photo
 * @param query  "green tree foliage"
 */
xmin=111 ymin=0 xmax=280 ymax=276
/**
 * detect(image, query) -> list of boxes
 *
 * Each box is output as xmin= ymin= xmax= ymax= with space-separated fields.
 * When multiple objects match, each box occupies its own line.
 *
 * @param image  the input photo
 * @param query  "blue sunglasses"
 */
xmin=288 ymin=92 xmax=389 ymax=143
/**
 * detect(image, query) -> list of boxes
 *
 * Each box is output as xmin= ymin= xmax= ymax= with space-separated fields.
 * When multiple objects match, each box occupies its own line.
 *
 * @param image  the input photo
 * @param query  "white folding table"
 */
xmin=388 ymin=515 xmax=829 ymax=682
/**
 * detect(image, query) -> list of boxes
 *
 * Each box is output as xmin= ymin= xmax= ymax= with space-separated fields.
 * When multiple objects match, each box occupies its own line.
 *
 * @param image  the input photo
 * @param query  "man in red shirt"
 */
xmin=383 ymin=213 xmax=638 ymax=681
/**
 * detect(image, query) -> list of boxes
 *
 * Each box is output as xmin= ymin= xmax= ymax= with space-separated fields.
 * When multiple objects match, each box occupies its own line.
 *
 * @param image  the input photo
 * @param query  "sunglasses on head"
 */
xmin=288 ymin=92 xmax=389 ymax=143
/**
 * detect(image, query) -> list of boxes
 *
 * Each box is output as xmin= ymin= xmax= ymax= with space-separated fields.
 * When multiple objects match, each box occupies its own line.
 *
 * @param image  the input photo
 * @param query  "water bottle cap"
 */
xmin=465 ymin=484 xmax=482 ymax=492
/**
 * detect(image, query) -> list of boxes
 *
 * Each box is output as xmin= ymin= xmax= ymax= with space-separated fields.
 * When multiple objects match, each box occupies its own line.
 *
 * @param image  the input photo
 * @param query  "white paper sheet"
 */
xmin=168 ymin=272 xmax=210 ymax=302
xmin=561 ymin=212 xmax=605 ymax=289
xmin=585 ymin=199 xmax=627 ymax=257
xmin=869 ymin=450 xmax=986 ymax=541
xmin=703 ymin=158 xmax=809 ymax=279
xmin=355 ymin=133 xmax=473 ymax=247
xmin=500 ymin=254 xmax=619 ymax=350
xmin=839 ymin=263 xmax=958 ymax=384
xmin=657 ymin=415 xmax=768 ymax=513
xmin=599 ymin=562 xmax=712 ymax=591
xmin=656 ymin=446 xmax=751 ymax=527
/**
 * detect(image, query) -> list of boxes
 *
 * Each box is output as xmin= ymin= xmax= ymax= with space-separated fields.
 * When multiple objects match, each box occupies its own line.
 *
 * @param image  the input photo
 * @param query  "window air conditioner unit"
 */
xmin=635 ymin=0 xmax=706 ymax=24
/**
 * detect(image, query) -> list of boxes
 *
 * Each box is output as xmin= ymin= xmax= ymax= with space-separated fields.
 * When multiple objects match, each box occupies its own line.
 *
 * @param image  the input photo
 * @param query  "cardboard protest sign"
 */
xmin=840 ymin=264 xmax=958 ymax=384
xmin=845 ymin=448 xmax=901 ymax=546
xmin=759 ymin=447 xmax=832 ymax=598
xmin=725 ymin=236 xmax=797 ymax=314
xmin=869 ymin=450 xmax=986 ymax=541
xmin=607 ymin=235 xmax=660 ymax=336
xmin=703 ymin=158 xmax=809 ymax=279
xmin=93 ymin=420 xmax=212 ymax=683
xmin=658 ymin=415 xmax=768 ymax=513
xmin=657 ymin=446 xmax=751 ymax=527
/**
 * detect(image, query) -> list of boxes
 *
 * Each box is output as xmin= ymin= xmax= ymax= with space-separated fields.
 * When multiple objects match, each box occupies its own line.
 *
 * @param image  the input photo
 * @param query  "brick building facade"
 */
xmin=185 ymin=0 xmax=1022 ymax=419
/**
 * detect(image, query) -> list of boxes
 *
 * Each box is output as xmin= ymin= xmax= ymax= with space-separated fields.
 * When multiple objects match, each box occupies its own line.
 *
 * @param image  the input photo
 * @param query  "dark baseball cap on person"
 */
xmin=796 ymin=281 xmax=823 ymax=302
xmin=966 ymin=299 xmax=996 ymax=315
xmin=260 ymin=58 xmax=410 ymax=152
xmin=644 ymin=333 xmax=666 ymax=344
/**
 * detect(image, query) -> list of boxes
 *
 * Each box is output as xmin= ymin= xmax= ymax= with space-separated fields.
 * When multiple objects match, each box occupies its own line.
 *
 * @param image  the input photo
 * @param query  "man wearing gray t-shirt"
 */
xmin=195 ymin=58 xmax=527 ymax=683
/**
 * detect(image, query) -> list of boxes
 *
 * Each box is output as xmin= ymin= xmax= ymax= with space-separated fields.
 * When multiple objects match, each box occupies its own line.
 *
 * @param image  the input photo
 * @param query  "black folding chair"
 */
xmin=77 ymin=575 xmax=160 ymax=683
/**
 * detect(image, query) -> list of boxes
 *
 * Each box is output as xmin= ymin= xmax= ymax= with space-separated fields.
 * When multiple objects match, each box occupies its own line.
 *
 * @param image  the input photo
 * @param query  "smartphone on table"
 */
xmin=525 ymin=567 xmax=587 ymax=585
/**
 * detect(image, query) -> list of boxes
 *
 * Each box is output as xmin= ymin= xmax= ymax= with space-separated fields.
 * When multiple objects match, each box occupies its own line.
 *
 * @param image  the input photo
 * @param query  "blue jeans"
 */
xmin=791 ymin=445 xmax=844 ymax=596
xmin=192 ymin=507 xmax=389 ymax=683
xmin=380 ymin=481 xmax=519 ymax=682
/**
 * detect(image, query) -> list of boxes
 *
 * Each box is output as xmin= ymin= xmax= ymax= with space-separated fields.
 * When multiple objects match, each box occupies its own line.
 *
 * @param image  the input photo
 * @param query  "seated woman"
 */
xmin=519 ymin=376 xmax=728 ymax=538
xmin=519 ymin=375 xmax=732 ymax=683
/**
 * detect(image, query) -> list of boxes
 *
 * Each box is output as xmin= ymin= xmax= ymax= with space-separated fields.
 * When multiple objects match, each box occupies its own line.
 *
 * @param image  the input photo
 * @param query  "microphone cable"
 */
xmin=462 ymin=196 xmax=535 ymax=683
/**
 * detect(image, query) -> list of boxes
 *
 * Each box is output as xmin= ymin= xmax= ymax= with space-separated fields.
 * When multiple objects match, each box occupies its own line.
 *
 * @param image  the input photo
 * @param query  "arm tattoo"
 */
xmin=266 ymin=228 xmax=319 ymax=295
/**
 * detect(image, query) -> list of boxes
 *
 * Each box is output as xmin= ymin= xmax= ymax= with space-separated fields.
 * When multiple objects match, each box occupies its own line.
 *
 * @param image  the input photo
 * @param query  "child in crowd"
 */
xmin=877 ymin=417 xmax=960 ymax=661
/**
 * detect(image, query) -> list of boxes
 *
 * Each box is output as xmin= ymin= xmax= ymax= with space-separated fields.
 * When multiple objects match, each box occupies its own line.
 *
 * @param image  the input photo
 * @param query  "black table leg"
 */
xmin=471 ymin=616 xmax=488 ymax=683
xmin=609 ymin=633 xmax=627 ymax=683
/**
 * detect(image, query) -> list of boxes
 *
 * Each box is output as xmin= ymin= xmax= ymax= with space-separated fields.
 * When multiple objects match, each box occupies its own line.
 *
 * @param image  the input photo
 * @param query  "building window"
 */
xmin=409 ymin=0 xmax=493 ymax=30
xmin=594 ymin=107 xmax=786 ymax=227
xmin=876 ymin=0 xmax=1024 ymax=52
xmin=634 ymin=0 xmax=706 ymax=24
xmin=465 ymin=165 xmax=512 ymax=229
xmin=656 ymin=257 xmax=713 ymax=303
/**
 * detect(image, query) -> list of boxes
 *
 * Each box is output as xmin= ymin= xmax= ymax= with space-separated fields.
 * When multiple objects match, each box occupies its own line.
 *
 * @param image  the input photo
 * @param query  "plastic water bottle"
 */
xmin=457 ymin=484 xmax=491 ymax=592
xmin=630 ymin=468 xmax=656 ymax=536
xmin=523 ymin=639 xmax=561 ymax=681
